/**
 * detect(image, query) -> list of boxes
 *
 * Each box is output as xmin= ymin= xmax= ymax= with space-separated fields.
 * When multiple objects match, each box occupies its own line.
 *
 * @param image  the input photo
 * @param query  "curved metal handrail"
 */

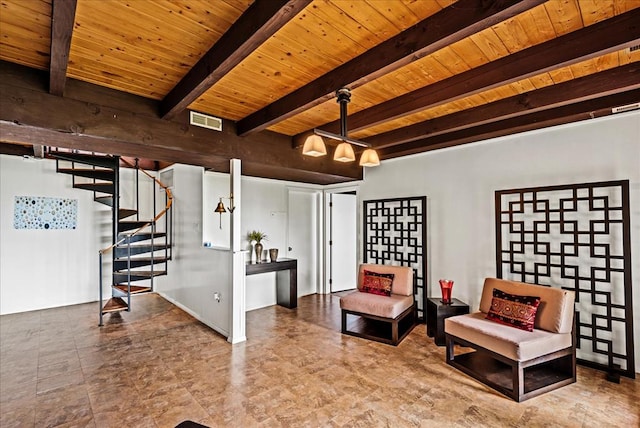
xmin=98 ymin=158 xmax=173 ymax=255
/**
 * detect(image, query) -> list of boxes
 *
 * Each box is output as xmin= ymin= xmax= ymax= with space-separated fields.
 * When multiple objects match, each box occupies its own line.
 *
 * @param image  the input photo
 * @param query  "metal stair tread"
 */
xmin=118 ymin=220 xmax=152 ymax=232
xmin=49 ymin=152 xmax=118 ymax=169
xmin=113 ymin=285 xmax=152 ymax=294
xmin=102 ymin=297 xmax=128 ymax=313
xmin=114 ymin=256 xmax=170 ymax=262
xmin=57 ymin=168 xmax=115 ymax=181
xmin=118 ymin=209 xmax=138 ymax=219
xmin=118 ymin=232 xmax=166 ymax=241
xmin=113 ymin=270 xmax=167 ymax=277
xmin=94 ymin=196 xmax=113 ymax=206
xmin=115 ymin=243 xmax=169 ymax=249
xmin=74 ymin=182 xmax=115 ymax=194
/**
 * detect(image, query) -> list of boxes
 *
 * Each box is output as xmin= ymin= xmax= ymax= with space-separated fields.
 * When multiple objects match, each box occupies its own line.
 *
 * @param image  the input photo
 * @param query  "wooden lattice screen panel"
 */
xmin=495 ymin=180 xmax=634 ymax=378
xmin=363 ymin=197 xmax=427 ymax=321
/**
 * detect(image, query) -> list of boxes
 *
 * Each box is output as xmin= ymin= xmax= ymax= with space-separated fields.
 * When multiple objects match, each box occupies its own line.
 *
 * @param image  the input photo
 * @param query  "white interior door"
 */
xmin=329 ymin=193 xmax=357 ymax=292
xmin=287 ymin=189 xmax=319 ymax=297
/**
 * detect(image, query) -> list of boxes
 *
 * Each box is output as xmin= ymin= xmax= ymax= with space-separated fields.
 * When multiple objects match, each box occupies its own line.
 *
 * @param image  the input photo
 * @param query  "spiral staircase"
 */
xmin=49 ymin=150 xmax=173 ymax=325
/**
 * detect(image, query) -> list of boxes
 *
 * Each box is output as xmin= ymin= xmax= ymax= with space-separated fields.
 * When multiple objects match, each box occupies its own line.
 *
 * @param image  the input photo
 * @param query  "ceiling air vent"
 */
xmin=190 ymin=111 xmax=222 ymax=131
xmin=611 ymin=103 xmax=640 ymax=114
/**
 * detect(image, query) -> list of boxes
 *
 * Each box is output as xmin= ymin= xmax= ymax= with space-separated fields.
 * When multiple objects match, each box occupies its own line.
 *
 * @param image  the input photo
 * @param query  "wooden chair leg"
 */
xmin=514 ymin=363 xmax=525 ymax=402
xmin=391 ymin=319 xmax=399 ymax=345
xmin=445 ymin=335 xmax=454 ymax=362
xmin=341 ymin=310 xmax=347 ymax=333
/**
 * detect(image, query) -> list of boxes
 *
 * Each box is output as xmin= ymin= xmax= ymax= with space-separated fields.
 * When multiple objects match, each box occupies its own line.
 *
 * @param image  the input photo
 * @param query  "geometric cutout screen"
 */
xmin=13 ymin=196 xmax=78 ymax=230
xmin=364 ymin=196 xmax=427 ymax=321
xmin=495 ymin=180 xmax=634 ymax=378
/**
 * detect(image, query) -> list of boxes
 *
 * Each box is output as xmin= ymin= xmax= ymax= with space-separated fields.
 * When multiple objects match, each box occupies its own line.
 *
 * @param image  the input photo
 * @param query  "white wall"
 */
xmin=242 ymin=177 xmax=295 ymax=310
xmin=359 ymin=111 xmax=640 ymax=372
xmin=202 ymin=171 xmax=231 ymax=249
xmin=119 ymin=167 xmax=156 ymax=221
xmin=240 ymin=177 xmax=322 ymax=311
xmin=0 ymin=155 xmax=110 ymax=314
xmin=155 ymin=164 xmax=231 ymax=336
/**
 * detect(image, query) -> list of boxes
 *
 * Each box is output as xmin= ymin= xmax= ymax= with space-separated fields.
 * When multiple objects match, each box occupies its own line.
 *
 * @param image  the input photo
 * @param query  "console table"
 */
xmin=246 ymin=258 xmax=297 ymax=309
xmin=426 ymin=297 xmax=469 ymax=346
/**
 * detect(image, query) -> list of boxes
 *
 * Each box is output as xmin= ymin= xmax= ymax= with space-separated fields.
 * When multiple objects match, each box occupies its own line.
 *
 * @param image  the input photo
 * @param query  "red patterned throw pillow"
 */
xmin=360 ymin=270 xmax=394 ymax=296
xmin=486 ymin=288 xmax=541 ymax=332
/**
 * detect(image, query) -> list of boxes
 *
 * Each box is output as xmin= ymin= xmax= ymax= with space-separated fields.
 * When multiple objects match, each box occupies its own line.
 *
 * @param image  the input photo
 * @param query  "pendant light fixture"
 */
xmin=334 ymin=142 xmax=356 ymax=162
xmin=301 ymin=134 xmax=327 ymax=157
xmin=359 ymin=148 xmax=380 ymax=167
xmin=301 ymin=88 xmax=379 ymax=167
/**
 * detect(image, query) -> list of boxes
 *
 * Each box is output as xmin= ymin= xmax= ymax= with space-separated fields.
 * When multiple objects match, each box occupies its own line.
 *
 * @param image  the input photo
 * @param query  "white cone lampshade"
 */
xmin=334 ymin=142 xmax=356 ymax=162
xmin=302 ymin=134 xmax=327 ymax=157
xmin=359 ymin=148 xmax=380 ymax=167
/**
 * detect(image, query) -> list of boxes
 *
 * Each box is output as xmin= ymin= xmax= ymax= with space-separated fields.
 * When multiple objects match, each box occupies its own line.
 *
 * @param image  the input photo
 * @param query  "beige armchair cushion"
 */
xmin=479 ymin=278 xmax=575 ymax=334
xmin=340 ymin=292 xmax=414 ymax=319
xmin=445 ymin=312 xmax=572 ymax=361
xmin=358 ymin=264 xmax=413 ymax=296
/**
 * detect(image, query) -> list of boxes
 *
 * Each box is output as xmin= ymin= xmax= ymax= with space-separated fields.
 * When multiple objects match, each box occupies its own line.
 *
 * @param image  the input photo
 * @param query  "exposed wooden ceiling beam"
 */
xmin=311 ymin=9 xmax=640 ymax=137
xmin=160 ymin=0 xmax=312 ymax=120
xmin=0 ymin=122 xmax=358 ymax=185
xmin=49 ymin=0 xmax=77 ymax=96
xmin=237 ymin=0 xmax=545 ymax=136
xmin=364 ymin=63 xmax=640 ymax=148
xmin=380 ymin=89 xmax=640 ymax=159
xmin=0 ymin=142 xmax=33 ymax=157
xmin=0 ymin=61 xmax=361 ymax=184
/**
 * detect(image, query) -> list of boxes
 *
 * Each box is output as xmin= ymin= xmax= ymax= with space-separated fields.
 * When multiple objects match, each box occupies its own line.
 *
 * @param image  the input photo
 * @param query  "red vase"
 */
xmin=439 ymin=279 xmax=454 ymax=304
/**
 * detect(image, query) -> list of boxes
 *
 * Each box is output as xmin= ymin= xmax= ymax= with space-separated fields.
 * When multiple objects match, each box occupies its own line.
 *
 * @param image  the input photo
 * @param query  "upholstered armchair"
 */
xmin=339 ymin=264 xmax=416 ymax=345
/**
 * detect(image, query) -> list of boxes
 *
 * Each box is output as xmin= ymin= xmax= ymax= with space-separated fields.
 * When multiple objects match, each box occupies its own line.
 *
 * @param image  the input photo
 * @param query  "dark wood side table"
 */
xmin=246 ymin=258 xmax=297 ymax=309
xmin=426 ymin=297 xmax=469 ymax=346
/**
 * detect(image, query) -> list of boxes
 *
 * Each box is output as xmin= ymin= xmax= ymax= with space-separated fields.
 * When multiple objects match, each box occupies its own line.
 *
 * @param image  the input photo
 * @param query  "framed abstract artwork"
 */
xmin=14 ymin=196 xmax=78 ymax=230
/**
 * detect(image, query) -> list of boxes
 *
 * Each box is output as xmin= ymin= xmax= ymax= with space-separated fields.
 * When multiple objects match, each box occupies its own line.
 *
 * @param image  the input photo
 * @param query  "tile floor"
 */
xmin=1 ymin=293 xmax=638 ymax=427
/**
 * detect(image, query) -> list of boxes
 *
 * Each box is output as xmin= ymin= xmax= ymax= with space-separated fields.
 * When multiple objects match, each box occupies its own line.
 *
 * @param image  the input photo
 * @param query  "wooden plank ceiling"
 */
xmin=0 ymin=0 xmax=638 ymax=183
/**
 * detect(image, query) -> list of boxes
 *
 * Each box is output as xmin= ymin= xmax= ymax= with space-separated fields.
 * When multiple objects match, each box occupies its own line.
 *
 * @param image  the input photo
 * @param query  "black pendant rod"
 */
xmin=336 ymin=88 xmax=351 ymax=138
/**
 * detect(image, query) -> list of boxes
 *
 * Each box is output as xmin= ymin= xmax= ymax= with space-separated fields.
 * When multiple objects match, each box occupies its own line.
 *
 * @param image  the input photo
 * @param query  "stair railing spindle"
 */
xmin=127 ymin=236 xmax=131 ymax=311
xmin=165 ymin=191 xmax=169 ymax=273
xmin=99 ymin=252 xmax=103 ymax=326
xmin=112 ymin=157 xmax=120 ymax=305
xmin=154 ymin=180 xmax=157 ymax=223
xmin=135 ymin=158 xmax=140 ymax=221
xmin=151 ymin=222 xmax=155 ymax=291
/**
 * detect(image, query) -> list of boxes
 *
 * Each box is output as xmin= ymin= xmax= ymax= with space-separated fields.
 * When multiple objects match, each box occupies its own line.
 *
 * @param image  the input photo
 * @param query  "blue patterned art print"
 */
xmin=14 ymin=196 xmax=77 ymax=230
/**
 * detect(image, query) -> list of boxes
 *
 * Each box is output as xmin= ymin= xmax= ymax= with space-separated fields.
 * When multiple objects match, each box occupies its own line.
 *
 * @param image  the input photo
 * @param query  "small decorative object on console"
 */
xmin=439 ymin=279 xmax=454 ymax=304
xmin=247 ymin=230 xmax=268 ymax=263
xmin=269 ymin=248 xmax=278 ymax=262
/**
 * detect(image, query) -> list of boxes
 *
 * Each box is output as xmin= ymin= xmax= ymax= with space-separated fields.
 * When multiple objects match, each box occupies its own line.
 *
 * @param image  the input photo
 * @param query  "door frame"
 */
xmin=323 ymin=184 xmax=360 ymax=294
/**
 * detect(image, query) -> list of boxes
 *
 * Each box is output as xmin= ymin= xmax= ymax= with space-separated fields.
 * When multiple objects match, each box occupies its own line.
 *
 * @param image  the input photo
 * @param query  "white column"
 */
xmin=228 ymin=159 xmax=246 ymax=344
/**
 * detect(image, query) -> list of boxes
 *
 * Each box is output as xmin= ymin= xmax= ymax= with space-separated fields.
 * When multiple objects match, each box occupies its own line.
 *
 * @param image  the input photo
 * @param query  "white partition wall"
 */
xmin=155 ymin=164 xmax=232 ymax=337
